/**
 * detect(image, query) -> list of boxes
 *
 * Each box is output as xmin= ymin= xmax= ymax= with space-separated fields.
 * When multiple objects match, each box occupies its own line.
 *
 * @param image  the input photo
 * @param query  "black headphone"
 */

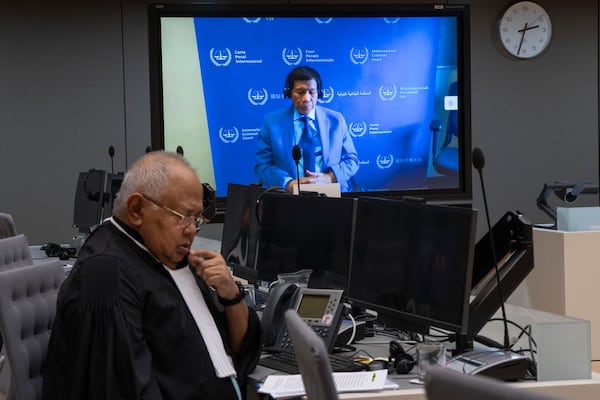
xmin=42 ymin=243 xmax=78 ymax=261
xmin=389 ymin=340 xmax=416 ymax=374
xmin=283 ymin=66 xmax=324 ymax=99
xmin=202 ymin=182 xmax=217 ymax=221
xmin=254 ymin=186 xmax=292 ymax=231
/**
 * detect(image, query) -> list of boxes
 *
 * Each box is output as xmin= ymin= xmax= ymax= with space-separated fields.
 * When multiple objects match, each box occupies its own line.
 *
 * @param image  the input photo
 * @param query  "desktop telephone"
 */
xmin=261 ymin=283 xmax=345 ymax=353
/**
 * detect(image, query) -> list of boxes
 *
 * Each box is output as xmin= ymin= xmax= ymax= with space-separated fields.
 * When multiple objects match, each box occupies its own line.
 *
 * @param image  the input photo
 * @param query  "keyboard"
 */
xmin=259 ymin=351 xmax=365 ymax=374
xmin=254 ymin=288 xmax=269 ymax=308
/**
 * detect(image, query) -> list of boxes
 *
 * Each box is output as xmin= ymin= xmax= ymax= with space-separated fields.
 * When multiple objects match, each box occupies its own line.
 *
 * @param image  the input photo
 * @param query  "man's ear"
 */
xmin=127 ymin=193 xmax=145 ymax=228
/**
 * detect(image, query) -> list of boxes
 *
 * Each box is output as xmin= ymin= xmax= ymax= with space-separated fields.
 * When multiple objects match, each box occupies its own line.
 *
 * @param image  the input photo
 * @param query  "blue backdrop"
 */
xmin=193 ymin=16 xmax=458 ymax=196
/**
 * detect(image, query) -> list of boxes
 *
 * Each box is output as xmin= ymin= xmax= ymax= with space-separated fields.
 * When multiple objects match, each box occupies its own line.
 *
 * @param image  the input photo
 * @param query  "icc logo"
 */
xmin=243 ymin=18 xmax=262 ymax=23
xmin=349 ymin=121 xmax=367 ymax=138
xmin=247 ymin=88 xmax=269 ymax=106
xmin=282 ymin=47 xmax=303 ymax=66
xmin=379 ymin=85 xmax=397 ymax=101
xmin=318 ymin=86 xmax=335 ymax=105
xmin=219 ymin=127 xmax=240 ymax=144
xmin=376 ymin=154 xmax=394 ymax=169
xmin=350 ymin=47 xmax=368 ymax=65
xmin=209 ymin=48 xmax=232 ymax=67
xmin=315 ymin=17 xmax=333 ymax=24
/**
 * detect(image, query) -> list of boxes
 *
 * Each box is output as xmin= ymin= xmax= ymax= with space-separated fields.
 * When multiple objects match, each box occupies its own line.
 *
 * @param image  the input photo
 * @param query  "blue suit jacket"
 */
xmin=254 ymin=105 xmax=359 ymax=192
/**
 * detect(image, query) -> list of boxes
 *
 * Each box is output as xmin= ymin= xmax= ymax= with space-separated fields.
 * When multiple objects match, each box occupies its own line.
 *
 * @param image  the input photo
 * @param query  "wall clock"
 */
xmin=499 ymin=1 xmax=552 ymax=59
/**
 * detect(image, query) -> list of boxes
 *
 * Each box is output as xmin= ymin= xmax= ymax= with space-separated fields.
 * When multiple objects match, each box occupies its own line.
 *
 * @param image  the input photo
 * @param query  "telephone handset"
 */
xmin=261 ymin=283 xmax=345 ymax=353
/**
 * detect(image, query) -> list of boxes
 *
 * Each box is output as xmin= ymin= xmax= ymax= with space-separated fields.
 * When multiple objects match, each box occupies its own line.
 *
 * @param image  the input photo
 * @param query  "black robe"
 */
xmin=43 ymin=220 xmax=262 ymax=400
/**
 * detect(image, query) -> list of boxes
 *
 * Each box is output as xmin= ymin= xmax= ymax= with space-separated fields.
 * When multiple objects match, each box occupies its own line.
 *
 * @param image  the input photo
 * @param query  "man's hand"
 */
xmin=286 ymin=171 xmax=336 ymax=191
xmin=188 ymin=249 xmax=238 ymax=300
xmin=306 ymin=170 xmax=336 ymax=184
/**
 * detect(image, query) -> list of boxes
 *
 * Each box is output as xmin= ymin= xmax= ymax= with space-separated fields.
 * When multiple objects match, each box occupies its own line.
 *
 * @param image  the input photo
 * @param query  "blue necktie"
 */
xmin=301 ymin=115 xmax=315 ymax=176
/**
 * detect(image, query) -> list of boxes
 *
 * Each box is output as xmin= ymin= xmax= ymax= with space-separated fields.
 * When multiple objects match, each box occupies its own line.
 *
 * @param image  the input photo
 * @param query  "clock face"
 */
xmin=499 ymin=1 xmax=552 ymax=59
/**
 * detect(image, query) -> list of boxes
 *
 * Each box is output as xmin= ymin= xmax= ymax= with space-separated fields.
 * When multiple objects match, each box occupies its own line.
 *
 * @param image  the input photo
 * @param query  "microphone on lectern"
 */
xmin=472 ymin=147 xmax=510 ymax=351
xmin=292 ymin=145 xmax=302 ymax=194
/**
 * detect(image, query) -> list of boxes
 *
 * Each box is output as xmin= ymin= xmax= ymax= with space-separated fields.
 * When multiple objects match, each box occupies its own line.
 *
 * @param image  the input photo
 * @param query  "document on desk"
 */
xmin=258 ymin=370 xmax=395 ymax=399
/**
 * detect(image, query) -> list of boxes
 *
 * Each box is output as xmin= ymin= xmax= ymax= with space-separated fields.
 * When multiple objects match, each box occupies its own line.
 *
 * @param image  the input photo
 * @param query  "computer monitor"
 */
xmin=220 ymin=183 xmax=264 ymax=282
xmin=347 ymin=196 xmax=477 ymax=335
xmin=255 ymin=192 xmax=355 ymax=290
xmin=73 ymin=169 xmax=106 ymax=234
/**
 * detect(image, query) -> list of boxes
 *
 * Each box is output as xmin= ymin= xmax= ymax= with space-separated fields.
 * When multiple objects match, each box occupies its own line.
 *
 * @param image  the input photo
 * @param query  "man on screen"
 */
xmin=254 ymin=66 xmax=359 ymax=192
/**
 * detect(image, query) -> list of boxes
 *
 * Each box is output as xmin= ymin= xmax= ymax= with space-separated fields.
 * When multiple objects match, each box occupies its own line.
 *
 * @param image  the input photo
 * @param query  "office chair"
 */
xmin=429 ymin=81 xmax=459 ymax=177
xmin=0 ymin=235 xmax=33 ymax=272
xmin=284 ymin=309 xmax=339 ymax=400
xmin=0 ymin=261 xmax=65 ymax=400
xmin=424 ymin=365 xmax=565 ymax=400
xmin=0 ymin=234 xmax=35 ymax=396
xmin=0 ymin=213 xmax=17 ymax=240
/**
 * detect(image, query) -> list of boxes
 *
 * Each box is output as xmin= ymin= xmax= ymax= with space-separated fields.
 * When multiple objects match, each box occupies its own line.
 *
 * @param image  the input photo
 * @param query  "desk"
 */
xmin=332 ymin=374 xmax=600 ymax=400
xmin=252 ymin=361 xmax=600 ymax=400
xmin=251 ymin=301 xmax=595 ymax=399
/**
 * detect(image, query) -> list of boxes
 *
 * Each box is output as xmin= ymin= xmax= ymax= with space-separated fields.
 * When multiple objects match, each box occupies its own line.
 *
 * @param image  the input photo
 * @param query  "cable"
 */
xmin=487 ymin=318 xmax=538 ymax=349
xmin=345 ymin=312 xmax=357 ymax=346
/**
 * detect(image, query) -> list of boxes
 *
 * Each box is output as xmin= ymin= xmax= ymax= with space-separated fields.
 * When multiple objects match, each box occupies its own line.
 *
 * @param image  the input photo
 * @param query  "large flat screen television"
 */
xmin=148 ymin=2 xmax=472 ymax=216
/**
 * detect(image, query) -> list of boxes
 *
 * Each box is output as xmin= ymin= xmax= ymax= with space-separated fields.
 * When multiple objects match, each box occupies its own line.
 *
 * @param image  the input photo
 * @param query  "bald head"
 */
xmin=113 ymin=151 xmax=200 ymax=217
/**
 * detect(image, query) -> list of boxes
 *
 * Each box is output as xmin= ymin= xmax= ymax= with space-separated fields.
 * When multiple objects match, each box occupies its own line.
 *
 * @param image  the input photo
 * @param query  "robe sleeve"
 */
xmin=195 ymin=274 xmax=263 ymax=395
xmin=44 ymin=254 xmax=163 ymax=400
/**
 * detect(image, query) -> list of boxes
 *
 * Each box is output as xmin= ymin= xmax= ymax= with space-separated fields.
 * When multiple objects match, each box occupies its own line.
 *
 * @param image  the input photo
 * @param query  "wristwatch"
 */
xmin=218 ymin=281 xmax=246 ymax=306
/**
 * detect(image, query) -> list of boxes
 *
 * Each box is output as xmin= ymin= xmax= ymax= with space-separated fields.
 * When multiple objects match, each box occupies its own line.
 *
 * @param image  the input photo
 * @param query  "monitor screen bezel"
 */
xmin=148 ymin=2 xmax=473 ymax=217
xmin=346 ymin=196 xmax=477 ymax=336
xmin=254 ymin=191 xmax=356 ymax=291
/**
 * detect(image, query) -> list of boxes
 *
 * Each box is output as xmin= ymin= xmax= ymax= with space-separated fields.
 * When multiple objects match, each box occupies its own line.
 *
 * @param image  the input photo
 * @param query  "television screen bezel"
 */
xmin=148 ymin=2 xmax=473 ymax=218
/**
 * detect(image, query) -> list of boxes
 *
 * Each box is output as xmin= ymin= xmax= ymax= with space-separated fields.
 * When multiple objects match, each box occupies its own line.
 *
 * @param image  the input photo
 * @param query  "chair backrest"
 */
xmin=424 ymin=365 xmax=565 ymax=400
xmin=284 ymin=309 xmax=339 ymax=400
xmin=0 ymin=235 xmax=33 ymax=272
xmin=0 ymin=261 xmax=65 ymax=400
xmin=0 ymin=213 xmax=17 ymax=240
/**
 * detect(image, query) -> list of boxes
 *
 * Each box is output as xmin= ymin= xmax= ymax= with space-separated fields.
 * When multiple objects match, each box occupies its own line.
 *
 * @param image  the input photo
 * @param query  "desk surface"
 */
xmin=333 ymin=373 xmax=600 ymax=400
xmin=252 ymin=367 xmax=600 ymax=400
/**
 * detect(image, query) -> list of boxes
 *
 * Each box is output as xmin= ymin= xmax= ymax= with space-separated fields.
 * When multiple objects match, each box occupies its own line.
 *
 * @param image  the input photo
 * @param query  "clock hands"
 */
xmin=516 ymin=22 xmax=540 ymax=56
xmin=527 ymin=14 xmax=544 ymax=27
xmin=518 ymin=24 xmax=540 ymax=33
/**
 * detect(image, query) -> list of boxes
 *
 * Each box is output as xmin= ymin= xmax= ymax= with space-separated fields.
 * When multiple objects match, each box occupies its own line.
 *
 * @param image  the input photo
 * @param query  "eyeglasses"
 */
xmin=142 ymin=194 xmax=210 ymax=233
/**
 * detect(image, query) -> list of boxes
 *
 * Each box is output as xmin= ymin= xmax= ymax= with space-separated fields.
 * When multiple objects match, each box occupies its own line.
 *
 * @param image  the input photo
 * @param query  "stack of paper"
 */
xmin=257 ymin=370 xmax=398 ymax=399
